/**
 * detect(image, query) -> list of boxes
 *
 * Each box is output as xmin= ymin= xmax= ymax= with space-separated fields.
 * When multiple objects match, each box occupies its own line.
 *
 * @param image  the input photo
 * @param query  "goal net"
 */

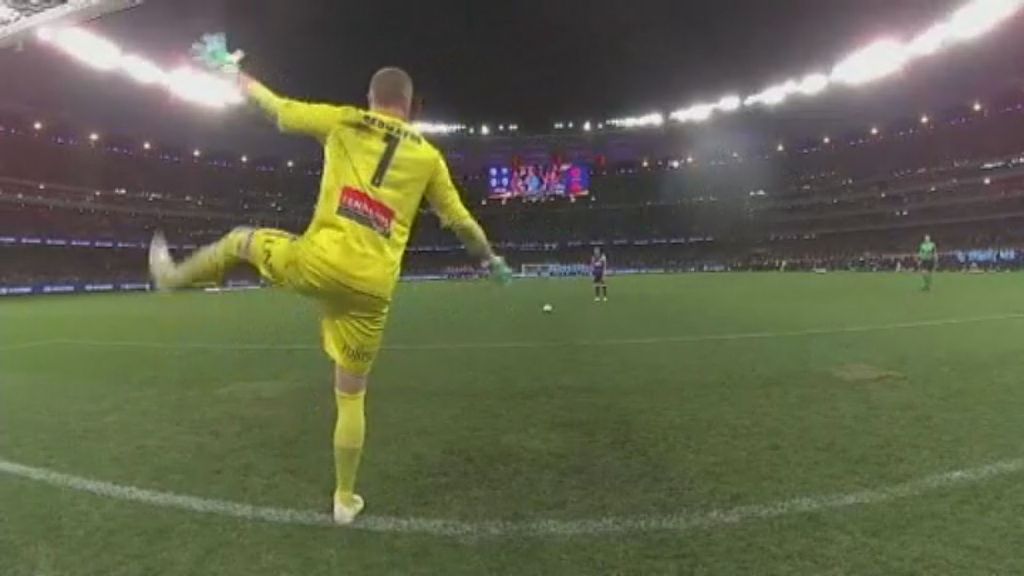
xmin=0 ymin=0 xmax=142 ymax=48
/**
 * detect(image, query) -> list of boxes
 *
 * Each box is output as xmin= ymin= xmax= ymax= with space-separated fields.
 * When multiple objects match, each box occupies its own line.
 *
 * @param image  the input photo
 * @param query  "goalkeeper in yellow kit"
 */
xmin=149 ymin=41 xmax=510 ymax=525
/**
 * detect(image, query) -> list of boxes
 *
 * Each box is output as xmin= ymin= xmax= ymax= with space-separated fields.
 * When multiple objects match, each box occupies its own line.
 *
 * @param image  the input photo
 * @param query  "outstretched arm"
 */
xmin=242 ymin=75 xmax=346 ymax=141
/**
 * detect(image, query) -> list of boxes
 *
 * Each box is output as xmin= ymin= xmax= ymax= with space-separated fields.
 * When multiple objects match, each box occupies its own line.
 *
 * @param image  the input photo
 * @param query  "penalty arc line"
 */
xmin=1 ymin=456 xmax=1022 ymax=538
xmin=2 ymin=312 xmax=1024 ymax=353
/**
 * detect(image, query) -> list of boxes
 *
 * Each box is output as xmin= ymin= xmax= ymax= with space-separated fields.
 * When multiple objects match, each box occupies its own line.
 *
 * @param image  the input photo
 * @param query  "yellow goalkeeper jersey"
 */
xmin=249 ymin=84 xmax=473 ymax=300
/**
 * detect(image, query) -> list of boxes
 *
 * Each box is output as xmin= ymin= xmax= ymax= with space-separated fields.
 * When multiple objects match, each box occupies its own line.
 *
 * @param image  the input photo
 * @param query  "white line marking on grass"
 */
xmin=4 ymin=313 xmax=1024 ymax=353
xmin=0 ymin=340 xmax=64 ymax=352
xmin=1 ymin=456 xmax=1021 ymax=538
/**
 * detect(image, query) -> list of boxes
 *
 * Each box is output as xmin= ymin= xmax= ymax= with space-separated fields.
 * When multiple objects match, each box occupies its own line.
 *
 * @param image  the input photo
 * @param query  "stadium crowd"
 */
xmin=5 ymin=92 xmax=1024 ymax=288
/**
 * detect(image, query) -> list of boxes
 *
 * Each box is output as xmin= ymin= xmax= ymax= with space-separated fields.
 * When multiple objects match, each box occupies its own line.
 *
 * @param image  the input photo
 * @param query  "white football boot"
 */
xmin=148 ymin=231 xmax=178 ymax=291
xmin=333 ymin=494 xmax=365 ymax=526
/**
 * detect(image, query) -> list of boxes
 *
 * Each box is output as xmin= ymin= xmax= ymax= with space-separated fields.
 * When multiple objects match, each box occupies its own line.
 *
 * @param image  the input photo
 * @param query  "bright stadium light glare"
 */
xmin=33 ymin=121 xmax=43 ymax=131
xmin=606 ymin=113 xmax=664 ymax=129
xmin=777 ymin=143 xmax=785 ymax=152
xmin=831 ymin=39 xmax=909 ymax=85
xmin=142 ymin=141 xmax=151 ymax=150
xmin=973 ymin=100 xmax=983 ymax=111
xmin=717 ymin=95 xmax=741 ymax=112
xmin=412 ymin=122 xmax=466 ymax=135
xmin=871 ymin=126 xmax=880 ymax=135
xmin=39 ymin=26 xmax=244 ymax=108
xmin=240 ymin=155 xmax=248 ymax=163
xmin=50 ymin=27 xmax=121 ymax=71
xmin=192 ymin=149 xmax=201 ymax=157
xmin=948 ymin=0 xmax=1021 ymax=40
xmin=796 ymin=73 xmax=829 ymax=96
xmin=480 ymin=124 xmax=491 ymax=136
xmin=166 ymin=66 xmax=243 ymax=108
xmin=583 ymin=120 xmax=592 ymax=131
xmin=822 ymin=136 xmax=831 ymax=144
xmin=908 ymin=23 xmax=951 ymax=56
xmin=920 ymin=114 xmax=930 ymax=124
xmin=718 ymin=0 xmax=1023 ymax=119
xmin=670 ymin=103 xmax=715 ymax=123
xmin=287 ymin=160 xmax=295 ymax=168
xmin=745 ymin=80 xmax=796 ymax=107
xmin=120 ymin=54 xmax=165 ymax=85
xmin=88 ymin=132 xmax=99 ymax=142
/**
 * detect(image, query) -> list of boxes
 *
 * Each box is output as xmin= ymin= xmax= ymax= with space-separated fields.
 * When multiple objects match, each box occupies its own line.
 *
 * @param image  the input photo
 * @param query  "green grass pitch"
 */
xmin=3 ymin=272 xmax=1024 ymax=575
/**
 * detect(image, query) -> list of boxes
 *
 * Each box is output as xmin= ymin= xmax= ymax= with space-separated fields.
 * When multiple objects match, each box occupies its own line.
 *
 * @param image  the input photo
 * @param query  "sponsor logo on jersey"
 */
xmin=339 ymin=187 xmax=395 ymax=238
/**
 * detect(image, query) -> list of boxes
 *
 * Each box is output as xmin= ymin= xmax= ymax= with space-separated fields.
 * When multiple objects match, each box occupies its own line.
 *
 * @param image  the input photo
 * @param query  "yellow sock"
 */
xmin=173 ymin=228 xmax=250 ymax=287
xmin=333 ymin=389 xmax=366 ymax=506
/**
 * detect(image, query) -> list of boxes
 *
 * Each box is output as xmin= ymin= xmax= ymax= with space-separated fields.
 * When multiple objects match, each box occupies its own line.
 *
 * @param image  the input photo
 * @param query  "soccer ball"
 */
xmin=542 ymin=304 xmax=553 ymax=314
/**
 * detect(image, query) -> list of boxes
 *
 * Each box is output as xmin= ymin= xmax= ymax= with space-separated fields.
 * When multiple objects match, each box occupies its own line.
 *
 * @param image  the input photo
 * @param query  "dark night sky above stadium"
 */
xmin=2 ymin=0 xmax=1024 ymax=155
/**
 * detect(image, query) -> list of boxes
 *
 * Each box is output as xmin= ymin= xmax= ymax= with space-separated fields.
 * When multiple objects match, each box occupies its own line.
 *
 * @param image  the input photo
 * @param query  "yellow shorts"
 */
xmin=241 ymin=228 xmax=390 ymax=376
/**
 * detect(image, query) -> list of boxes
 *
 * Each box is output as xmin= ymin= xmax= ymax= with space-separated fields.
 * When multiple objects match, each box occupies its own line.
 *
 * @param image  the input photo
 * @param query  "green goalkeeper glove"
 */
xmin=190 ymin=33 xmax=245 ymax=77
xmin=487 ymin=256 xmax=513 ymax=285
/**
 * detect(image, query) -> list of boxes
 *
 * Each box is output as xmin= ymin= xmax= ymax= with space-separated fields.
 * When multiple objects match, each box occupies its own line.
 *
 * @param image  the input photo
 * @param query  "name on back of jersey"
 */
xmin=339 ymin=186 xmax=395 ymax=238
xmin=360 ymin=113 xmax=424 ymax=145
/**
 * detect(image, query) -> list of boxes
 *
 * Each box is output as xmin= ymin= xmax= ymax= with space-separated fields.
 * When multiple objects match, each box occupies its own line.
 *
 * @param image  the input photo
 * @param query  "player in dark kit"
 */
xmin=592 ymin=247 xmax=608 ymax=302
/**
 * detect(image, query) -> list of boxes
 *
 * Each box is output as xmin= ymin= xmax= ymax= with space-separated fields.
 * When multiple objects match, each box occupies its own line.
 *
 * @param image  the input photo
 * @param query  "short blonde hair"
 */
xmin=369 ymin=67 xmax=414 ymax=110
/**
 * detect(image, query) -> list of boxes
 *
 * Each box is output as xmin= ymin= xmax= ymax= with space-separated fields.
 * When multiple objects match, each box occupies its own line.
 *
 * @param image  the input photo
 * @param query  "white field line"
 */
xmin=1 ymin=456 xmax=1021 ymax=538
xmin=2 ymin=313 xmax=1024 ymax=353
xmin=0 ymin=340 xmax=65 ymax=352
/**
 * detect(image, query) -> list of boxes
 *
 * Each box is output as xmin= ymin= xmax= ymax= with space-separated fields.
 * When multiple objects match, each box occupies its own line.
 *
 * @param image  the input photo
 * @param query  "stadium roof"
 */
xmin=2 ymin=0 xmax=1023 ymax=156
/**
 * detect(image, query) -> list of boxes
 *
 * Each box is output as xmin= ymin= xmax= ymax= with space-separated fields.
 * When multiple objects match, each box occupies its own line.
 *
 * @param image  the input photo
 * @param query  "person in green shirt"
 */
xmin=918 ymin=234 xmax=937 ymax=291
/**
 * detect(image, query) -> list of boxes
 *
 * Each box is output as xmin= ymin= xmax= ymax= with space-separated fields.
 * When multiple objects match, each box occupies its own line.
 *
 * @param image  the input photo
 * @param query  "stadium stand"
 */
xmin=5 ymin=92 xmax=1024 ymax=290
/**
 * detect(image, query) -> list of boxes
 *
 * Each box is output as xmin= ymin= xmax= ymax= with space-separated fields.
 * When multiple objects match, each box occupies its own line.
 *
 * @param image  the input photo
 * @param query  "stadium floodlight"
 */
xmin=480 ymin=124 xmax=491 ymax=135
xmin=88 ymin=132 xmax=99 ymax=141
xmin=33 ymin=121 xmax=43 ymax=130
xmin=973 ymin=101 xmax=983 ymax=112
xmin=716 ymin=95 xmax=741 ymax=112
xmin=142 ymin=141 xmax=150 ymax=149
xmin=796 ymin=74 xmax=829 ymax=96
xmin=948 ymin=0 xmax=1021 ymax=40
xmin=687 ymin=0 xmax=1023 ymax=121
xmin=46 ymin=25 xmax=120 ymax=70
xmin=165 ymin=66 xmax=243 ymax=108
xmin=920 ymin=114 xmax=930 ymax=124
xmin=669 ymin=103 xmax=715 ymax=123
xmin=583 ymin=120 xmax=592 ymax=132
xmin=822 ymin=136 xmax=831 ymax=144
xmin=120 ymin=54 xmax=165 ymax=84
xmin=831 ymin=39 xmax=909 ymax=85
xmin=287 ymin=160 xmax=294 ymax=168
xmin=871 ymin=126 xmax=880 ymax=135
xmin=412 ymin=122 xmax=466 ymax=135
xmin=744 ymin=80 xmax=796 ymax=107
xmin=192 ymin=149 xmax=201 ymax=157
xmin=240 ymin=155 xmax=248 ymax=163
xmin=777 ymin=143 xmax=785 ymax=152
xmin=908 ymin=23 xmax=951 ymax=56
xmin=606 ymin=113 xmax=664 ymax=129
xmin=37 ymin=25 xmax=243 ymax=108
